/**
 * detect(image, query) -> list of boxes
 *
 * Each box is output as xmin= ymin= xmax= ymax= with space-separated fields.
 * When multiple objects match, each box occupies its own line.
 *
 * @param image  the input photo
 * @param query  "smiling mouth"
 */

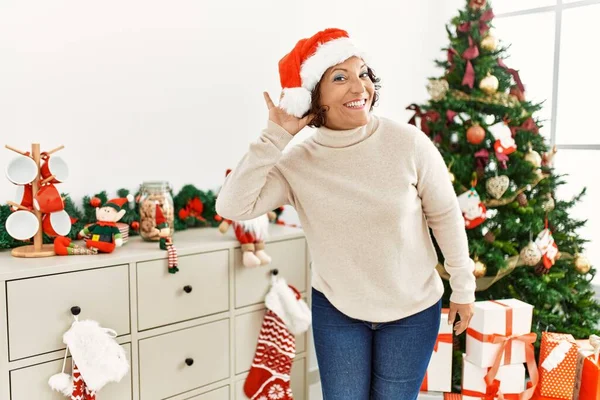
xmin=344 ymin=99 xmax=368 ymax=109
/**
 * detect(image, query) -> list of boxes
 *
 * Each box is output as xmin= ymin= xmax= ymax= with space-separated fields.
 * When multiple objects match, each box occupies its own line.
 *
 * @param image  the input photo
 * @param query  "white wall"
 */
xmin=1 ymin=0 xmax=449 ymax=220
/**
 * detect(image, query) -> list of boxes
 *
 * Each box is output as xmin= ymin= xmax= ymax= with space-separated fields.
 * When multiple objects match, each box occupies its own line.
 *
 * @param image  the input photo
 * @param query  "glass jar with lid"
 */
xmin=138 ymin=181 xmax=174 ymax=242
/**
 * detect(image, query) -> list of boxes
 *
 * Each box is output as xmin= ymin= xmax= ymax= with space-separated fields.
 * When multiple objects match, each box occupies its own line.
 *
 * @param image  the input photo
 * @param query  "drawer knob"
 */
xmin=70 ymin=306 xmax=81 ymax=316
xmin=183 ymin=285 xmax=193 ymax=293
xmin=185 ymin=358 xmax=194 ymax=366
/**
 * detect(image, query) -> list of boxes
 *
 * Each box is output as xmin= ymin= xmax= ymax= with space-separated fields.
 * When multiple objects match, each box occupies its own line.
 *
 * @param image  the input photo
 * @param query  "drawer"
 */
xmin=7 ymin=265 xmax=130 ymax=360
xmin=10 ymin=343 xmax=132 ymax=399
xmin=235 ymin=308 xmax=307 ymax=375
xmin=185 ymin=385 xmax=229 ymax=400
xmin=137 ymin=250 xmax=229 ymax=330
xmin=234 ymin=357 xmax=306 ymax=399
xmin=139 ymin=319 xmax=230 ymax=399
xmin=235 ymin=238 xmax=306 ymax=308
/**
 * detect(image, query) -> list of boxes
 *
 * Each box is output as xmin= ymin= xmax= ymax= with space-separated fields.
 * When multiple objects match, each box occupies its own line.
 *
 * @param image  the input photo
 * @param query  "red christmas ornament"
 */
xmin=131 ymin=221 xmax=140 ymax=231
xmin=90 ymin=197 xmax=101 ymax=207
xmin=467 ymin=124 xmax=486 ymax=145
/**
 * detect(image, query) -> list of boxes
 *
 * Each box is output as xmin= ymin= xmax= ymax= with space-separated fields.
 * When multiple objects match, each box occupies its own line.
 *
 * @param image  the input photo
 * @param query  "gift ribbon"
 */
xmin=467 ymin=300 xmax=538 ymax=400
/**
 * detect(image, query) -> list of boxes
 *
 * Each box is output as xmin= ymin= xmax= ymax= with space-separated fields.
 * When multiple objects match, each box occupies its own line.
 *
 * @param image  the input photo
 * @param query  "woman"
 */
xmin=216 ymin=28 xmax=476 ymax=399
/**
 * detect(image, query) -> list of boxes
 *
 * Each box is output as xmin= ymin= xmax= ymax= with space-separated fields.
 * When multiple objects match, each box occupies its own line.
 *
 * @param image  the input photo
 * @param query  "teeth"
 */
xmin=345 ymin=99 xmax=366 ymax=108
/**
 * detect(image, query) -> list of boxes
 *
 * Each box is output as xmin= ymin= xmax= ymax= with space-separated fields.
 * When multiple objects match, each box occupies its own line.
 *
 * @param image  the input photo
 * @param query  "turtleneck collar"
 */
xmin=312 ymin=114 xmax=379 ymax=148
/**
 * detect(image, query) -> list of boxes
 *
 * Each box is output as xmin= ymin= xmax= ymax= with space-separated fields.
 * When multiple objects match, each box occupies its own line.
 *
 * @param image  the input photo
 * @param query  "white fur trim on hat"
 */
xmin=265 ymin=276 xmax=312 ymax=335
xmin=279 ymin=87 xmax=313 ymax=118
xmin=300 ymin=37 xmax=369 ymax=93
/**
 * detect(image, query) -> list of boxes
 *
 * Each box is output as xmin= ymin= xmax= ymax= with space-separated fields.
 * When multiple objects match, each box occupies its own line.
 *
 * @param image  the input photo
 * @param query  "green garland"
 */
xmin=0 ymin=184 xmax=287 ymax=250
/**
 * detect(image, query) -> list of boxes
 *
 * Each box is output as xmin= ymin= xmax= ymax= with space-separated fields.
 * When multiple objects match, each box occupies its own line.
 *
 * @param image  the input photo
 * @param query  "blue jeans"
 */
xmin=311 ymin=288 xmax=442 ymax=400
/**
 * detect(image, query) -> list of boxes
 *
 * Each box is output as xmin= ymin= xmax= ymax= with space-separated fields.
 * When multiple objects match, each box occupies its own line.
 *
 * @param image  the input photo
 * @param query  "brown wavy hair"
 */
xmin=306 ymin=67 xmax=381 ymax=128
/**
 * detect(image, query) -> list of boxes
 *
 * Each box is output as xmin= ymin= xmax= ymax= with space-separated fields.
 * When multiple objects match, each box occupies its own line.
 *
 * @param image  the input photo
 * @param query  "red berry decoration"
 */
xmin=467 ymin=124 xmax=486 ymax=145
xmin=90 ymin=197 xmax=101 ymax=207
xmin=131 ymin=221 xmax=140 ymax=231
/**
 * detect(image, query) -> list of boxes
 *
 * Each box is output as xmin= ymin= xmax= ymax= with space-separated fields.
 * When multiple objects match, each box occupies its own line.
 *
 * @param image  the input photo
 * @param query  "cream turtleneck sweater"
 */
xmin=216 ymin=114 xmax=476 ymax=322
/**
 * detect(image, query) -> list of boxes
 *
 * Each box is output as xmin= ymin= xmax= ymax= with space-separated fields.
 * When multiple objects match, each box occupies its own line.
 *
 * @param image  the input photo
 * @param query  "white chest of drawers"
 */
xmin=0 ymin=224 xmax=310 ymax=400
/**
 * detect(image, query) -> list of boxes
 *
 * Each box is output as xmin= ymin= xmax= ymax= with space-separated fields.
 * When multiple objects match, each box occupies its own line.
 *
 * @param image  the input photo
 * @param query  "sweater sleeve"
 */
xmin=413 ymin=129 xmax=476 ymax=304
xmin=215 ymin=120 xmax=296 ymax=221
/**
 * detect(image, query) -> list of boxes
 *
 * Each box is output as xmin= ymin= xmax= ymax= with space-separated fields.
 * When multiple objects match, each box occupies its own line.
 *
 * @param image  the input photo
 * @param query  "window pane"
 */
xmin=493 ymin=0 xmax=556 ymax=14
xmin=556 ymin=4 xmax=600 ymax=145
xmin=554 ymin=150 xmax=599 ymax=284
xmin=493 ymin=12 xmax=556 ymax=142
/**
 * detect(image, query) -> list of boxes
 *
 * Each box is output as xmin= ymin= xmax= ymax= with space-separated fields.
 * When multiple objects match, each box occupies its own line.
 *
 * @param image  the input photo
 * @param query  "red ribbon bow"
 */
xmin=475 ymin=148 xmax=509 ymax=170
xmin=458 ymin=8 xmax=495 ymax=37
xmin=406 ymin=104 xmax=440 ymax=135
xmin=498 ymin=59 xmax=525 ymax=93
xmin=508 ymin=117 xmax=539 ymax=137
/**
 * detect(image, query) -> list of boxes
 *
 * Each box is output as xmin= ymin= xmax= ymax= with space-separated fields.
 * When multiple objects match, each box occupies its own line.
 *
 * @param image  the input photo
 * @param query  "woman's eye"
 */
xmin=333 ymin=75 xmax=346 ymax=82
xmin=360 ymin=71 xmax=369 ymax=78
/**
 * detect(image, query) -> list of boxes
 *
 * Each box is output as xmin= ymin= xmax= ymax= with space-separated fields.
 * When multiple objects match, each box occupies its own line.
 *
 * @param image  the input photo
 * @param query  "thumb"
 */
xmin=448 ymin=307 xmax=457 ymax=326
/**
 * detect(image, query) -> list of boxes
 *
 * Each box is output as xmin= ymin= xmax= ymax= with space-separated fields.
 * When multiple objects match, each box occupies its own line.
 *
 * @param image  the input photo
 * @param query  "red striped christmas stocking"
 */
xmin=71 ymin=362 xmax=96 ymax=400
xmin=243 ymin=309 xmax=295 ymax=400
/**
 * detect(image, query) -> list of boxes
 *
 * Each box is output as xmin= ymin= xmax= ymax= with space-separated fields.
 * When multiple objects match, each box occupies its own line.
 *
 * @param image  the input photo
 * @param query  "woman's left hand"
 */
xmin=448 ymin=301 xmax=474 ymax=335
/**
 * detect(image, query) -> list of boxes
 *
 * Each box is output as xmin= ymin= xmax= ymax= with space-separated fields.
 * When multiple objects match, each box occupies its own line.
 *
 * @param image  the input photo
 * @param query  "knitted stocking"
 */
xmin=243 ymin=309 xmax=295 ymax=400
xmin=243 ymin=276 xmax=312 ymax=400
xmin=71 ymin=361 xmax=96 ymax=400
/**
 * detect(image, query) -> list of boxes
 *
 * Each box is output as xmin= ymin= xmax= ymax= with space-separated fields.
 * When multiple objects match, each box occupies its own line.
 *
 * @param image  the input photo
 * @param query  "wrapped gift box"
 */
xmin=466 ymin=298 xmax=534 ymax=368
xmin=462 ymin=354 xmax=526 ymax=400
xmin=418 ymin=392 xmax=445 ymax=400
xmin=537 ymin=332 xmax=578 ymax=399
xmin=573 ymin=347 xmax=600 ymax=400
xmin=420 ymin=308 xmax=453 ymax=393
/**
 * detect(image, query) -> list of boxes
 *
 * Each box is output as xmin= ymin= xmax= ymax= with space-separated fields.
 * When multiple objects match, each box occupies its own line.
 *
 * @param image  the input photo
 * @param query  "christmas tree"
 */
xmin=406 ymin=0 xmax=600 ymax=388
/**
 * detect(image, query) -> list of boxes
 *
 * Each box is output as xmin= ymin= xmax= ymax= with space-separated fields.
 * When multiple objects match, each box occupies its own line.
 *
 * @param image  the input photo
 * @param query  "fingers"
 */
xmin=453 ymin=308 xmax=474 ymax=336
xmin=448 ymin=307 xmax=457 ymax=326
xmin=263 ymin=92 xmax=276 ymax=110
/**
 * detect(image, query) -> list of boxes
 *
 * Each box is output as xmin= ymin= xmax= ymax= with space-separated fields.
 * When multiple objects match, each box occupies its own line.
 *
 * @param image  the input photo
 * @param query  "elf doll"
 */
xmin=216 ymin=169 xmax=276 ymax=267
xmin=54 ymin=196 xmax=132 ymax=256
xmin=155 ymin=204 xmax=179 ymax=273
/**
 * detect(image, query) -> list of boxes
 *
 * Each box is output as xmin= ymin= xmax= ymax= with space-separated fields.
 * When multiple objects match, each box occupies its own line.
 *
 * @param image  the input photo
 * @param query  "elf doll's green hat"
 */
xmin=103 ymin=194 xmax=134 ymax=212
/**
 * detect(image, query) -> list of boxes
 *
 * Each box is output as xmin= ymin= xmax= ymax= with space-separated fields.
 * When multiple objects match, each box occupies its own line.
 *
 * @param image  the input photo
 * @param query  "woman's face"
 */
xmin=318 ymin=56 xmax=375 ymax=131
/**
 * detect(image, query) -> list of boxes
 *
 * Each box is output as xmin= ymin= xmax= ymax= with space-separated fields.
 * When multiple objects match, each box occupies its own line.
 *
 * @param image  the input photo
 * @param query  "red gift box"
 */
xmin=573 ymin=347 xmax=600 ymax=400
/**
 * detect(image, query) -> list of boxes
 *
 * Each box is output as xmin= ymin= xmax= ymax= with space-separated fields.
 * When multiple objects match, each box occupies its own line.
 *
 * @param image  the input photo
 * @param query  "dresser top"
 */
xmin=0 ymin=224 xmax=304 ymax=281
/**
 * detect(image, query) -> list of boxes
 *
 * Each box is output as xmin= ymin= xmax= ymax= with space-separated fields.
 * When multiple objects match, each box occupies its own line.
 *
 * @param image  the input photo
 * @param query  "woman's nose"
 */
xmin=350 ymin=76 xmax=366 ymax=94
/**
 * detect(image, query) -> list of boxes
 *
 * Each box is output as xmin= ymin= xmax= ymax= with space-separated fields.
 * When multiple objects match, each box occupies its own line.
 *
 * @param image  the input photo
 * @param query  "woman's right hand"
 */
xmin=263 ymin=91 xmax=313 ymax=136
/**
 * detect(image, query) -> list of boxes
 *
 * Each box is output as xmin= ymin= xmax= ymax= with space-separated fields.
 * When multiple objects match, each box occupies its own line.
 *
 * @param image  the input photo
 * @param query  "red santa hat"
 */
xmin=155 ymin=204 xmax=168 ymax=229
xmin=103 ymin=194 xmax=134 ymax=212
xmin=278 ymin=28 xmax=369 ymax=118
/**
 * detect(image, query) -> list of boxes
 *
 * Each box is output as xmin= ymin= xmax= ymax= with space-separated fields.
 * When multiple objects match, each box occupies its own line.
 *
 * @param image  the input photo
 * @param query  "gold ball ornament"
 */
xmin=574 ymin=254 xmax=591 ymax=274
xmin=481 ymin=35 xmax=497 ymax=52
xmin=525 ymin=148 xmax=542 ymax=168
xmin=473 ymin=259 xmax=487 ymax=278
xmin=520 ymin=241 xmax=542 ymax=266
xmin=480 ymin=74 xmax=499 ymax=95
xmin=427 ymin=79 xmax=450 ymax=102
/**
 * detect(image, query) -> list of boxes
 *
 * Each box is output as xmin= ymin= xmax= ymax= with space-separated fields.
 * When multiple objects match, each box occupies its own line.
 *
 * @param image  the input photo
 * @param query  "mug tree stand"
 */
xmin=5 ymin=142 xmax=65 ymax=258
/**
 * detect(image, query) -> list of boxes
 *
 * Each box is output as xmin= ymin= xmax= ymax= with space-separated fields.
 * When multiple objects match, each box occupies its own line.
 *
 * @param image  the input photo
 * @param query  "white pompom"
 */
xmin=48 ymin=372 xmax=73 ymax=396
